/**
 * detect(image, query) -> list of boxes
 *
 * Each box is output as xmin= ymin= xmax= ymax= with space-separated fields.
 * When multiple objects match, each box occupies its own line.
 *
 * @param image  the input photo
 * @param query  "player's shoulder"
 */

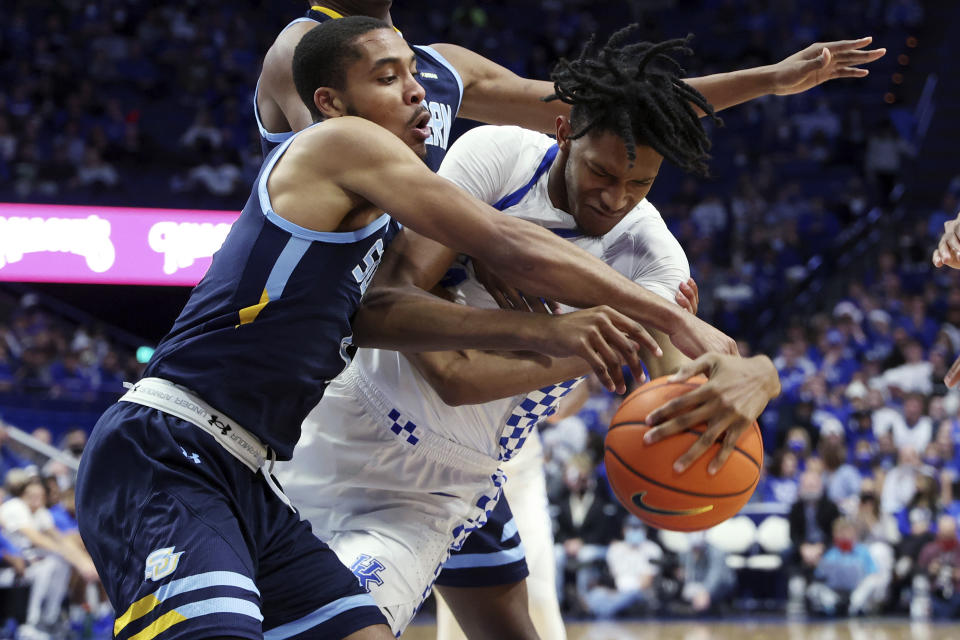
xmin=261 ymin=20 xmax=318 ymax=81
xmin=451 ymin=125 xmax=552 ymax=163
xmin=295 ymin=117 xmax=391 ymax=151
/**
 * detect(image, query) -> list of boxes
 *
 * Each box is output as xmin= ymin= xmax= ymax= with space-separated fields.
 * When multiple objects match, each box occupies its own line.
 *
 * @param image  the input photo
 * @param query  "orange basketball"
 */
xmin=604 ymin=374 xmax=763 ymax=531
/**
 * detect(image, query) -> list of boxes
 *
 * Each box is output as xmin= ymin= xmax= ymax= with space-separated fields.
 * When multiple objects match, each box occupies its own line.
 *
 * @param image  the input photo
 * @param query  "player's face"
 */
xmin=340 ymin=29 xmax=430 ymax=158
xmin=563 ymin=128 xmax=662 ymax=237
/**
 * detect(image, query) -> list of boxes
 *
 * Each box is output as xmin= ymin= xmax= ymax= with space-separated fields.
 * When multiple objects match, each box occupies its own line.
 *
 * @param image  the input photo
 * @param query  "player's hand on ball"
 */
xmin=473 ymin=259 xmax=555 ymax=314
xmin=643 ymin=353 xmax=780 ymax=475
xmin=542 ymin=305 xmax=658 ymax=394
xmin=933 ymin=215 xmax=960 ymax=269
xmin=667 ymin=312 xmax=738 ymax=358
xmin=676 ymin=277 xmax=699 ymax=315
xmin=771 ymin=37 xmax=886 ymax=96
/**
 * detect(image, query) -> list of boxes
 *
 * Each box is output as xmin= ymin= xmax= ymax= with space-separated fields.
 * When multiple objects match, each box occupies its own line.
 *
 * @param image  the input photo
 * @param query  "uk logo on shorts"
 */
xmin=144 ymin=546 xmax=185 ymax=582
xmin=350 ymin=554 xmax=386 ymax=592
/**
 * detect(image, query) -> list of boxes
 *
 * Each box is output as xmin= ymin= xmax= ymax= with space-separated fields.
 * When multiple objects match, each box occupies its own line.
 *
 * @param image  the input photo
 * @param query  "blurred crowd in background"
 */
xmin=0 ymin=0 xmax=955 ymax=635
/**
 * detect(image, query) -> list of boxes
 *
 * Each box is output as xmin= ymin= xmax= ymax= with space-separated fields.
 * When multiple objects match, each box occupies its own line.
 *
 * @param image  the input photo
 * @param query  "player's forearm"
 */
xmin=353 ymin=285 xmax=554 ymax=353
xmin=684 ymin=66 xmax=777 ymax=115
xmin=405 ymin=349 xmax=588 ymax=406
xmin=459 ymin=78 xmax=565 ymax=135
xmin=480 ymin=216 xmax=684 ymax=334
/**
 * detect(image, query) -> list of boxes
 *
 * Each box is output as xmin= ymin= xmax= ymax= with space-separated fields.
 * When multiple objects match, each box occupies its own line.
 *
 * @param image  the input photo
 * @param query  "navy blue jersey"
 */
xmin=144 ymin=124 xmax=392 ymax=459
xmin=255 ymin=8 xmax=463 ymax=172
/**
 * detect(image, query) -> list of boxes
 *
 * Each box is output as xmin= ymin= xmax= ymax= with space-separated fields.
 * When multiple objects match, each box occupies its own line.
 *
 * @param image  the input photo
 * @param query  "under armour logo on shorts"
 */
xmin=144 ymin=546 xmax=185 ymax=582
xmin=208 ymin=414 xmax=232 ymax=436
xmin=350 ymin=554 xmax=386 ymax=592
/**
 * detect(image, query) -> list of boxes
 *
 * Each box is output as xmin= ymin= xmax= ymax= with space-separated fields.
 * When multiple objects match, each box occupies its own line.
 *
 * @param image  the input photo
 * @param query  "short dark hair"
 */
xmin=544 ymin=26 xmax=721 ymax=175
xmin=292 ymin=16 xmax=392 ymax=121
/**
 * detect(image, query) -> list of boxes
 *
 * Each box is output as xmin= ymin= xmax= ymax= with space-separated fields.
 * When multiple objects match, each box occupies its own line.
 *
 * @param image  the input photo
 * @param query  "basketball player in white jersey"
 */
xmin=256 ymin=7 xmax=885 ymax=637
xmin=277 ymin=31 xmax=786 ymax=638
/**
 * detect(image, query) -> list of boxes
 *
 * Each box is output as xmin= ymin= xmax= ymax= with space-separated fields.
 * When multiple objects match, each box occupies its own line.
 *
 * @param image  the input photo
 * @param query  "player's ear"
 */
xmin=315 ymin=87 xmax=346 ymax=119
xmin=556 ymin=116 xmax=573 ymax=152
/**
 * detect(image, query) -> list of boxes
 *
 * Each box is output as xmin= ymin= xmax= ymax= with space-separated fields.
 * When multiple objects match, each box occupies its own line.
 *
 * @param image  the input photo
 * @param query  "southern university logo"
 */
xmin=632 ymin=492 xmax=714 ymax=517
xmin=145 ymin=546 xmax=185 ymax=582
xmin=350 ymin=554 xmax=386 ymax=592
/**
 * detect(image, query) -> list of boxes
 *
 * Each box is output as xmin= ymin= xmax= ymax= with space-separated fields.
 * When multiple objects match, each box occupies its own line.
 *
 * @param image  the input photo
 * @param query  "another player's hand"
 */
xmin=770 ymin=37 xmax=886 ymax=96
xmin=643 ymin=353 xmax=781 ymax=474
xmin=473 ymin=259 xmax=555 ymax=314
xmin=945 ymin=353 xmax=960 ymax=388
xmin=676 ymin=278 xmax=699 ymax=315
xmin=933 ymin=215 xmax=960 ymax=268
xmin=667 ymin=313 xmax=738 ymax=358
xmin=540 ymin=306 xmax=658 ymax=394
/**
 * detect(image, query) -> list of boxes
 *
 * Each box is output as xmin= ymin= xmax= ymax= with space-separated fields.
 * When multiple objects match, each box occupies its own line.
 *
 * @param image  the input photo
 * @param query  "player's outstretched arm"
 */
xmin=323 ymin=117 xmax=736 ymax=359
xmin=429 ymin=37 xmax=884 ymax=133
xmin=643 ymin=353 xmax=781 ymax=474
xmin=402 ymin=282 xmax=697 ymax=404
xmin=683 ymin=37 xmax=885 ymax=114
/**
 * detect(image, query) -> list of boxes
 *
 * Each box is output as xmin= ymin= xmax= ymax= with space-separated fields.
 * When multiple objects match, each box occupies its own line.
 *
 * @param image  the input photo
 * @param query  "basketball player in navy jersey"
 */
xmin=76 ymin=17 xmax=755 ymax=640
xmin=253 ymin=5 xmax=885 ymax=638
xmin=278 ymin=30 xmax=785 ymax=639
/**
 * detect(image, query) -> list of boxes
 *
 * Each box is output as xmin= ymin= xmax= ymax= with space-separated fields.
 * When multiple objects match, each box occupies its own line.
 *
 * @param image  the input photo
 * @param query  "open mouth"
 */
xmin=410 ymin=110 xmax=432 ymax=141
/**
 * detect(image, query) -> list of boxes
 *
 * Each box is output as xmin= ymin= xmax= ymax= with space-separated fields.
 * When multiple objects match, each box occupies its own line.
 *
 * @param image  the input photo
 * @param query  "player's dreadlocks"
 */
xmin=544 ymin=26 xmax=721 ymax=175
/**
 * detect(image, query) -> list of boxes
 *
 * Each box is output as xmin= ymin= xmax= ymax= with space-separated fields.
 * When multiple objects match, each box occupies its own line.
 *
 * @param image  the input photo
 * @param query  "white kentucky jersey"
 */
xmin=353 ymin=124 xmax=690 ymax=460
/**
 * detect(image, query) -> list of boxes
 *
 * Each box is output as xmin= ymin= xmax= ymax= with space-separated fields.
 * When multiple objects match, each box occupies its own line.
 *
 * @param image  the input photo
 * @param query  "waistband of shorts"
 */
xmin=345 ymin=365 xmax=500 ymax=477
xmin=119 ymin=377 xmax=267 ymax=472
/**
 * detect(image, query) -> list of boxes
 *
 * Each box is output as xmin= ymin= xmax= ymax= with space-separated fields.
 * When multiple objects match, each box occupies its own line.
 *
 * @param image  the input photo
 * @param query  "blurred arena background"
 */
xmin=2 ymin=0 xmax=960 ymax=638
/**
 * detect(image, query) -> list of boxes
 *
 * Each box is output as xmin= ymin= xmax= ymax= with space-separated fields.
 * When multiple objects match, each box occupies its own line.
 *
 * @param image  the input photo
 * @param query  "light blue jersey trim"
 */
xmin=254 ymin=78 xmax=295 ymax=144
xmin=176 ymin=597 xmax=263 ymax=622
xmin=253 ymin=18 xmax=318 ymax=143
xmin=415 ymin=45 xmax=464 ymax=105
xmin=264 ymin=236 xmax=311 ymax=299
xmin=442 ymin=543 xmax=526 ymax=569
xmin=153 ymin=571 xmax=260 ymax=604
xmin=256 ymin=124 xmax=393 ymax=243
xmin=500 ymin=518 xmax=518 ymax=543
xmin=262 ymin=593 xmax=378 ymax=639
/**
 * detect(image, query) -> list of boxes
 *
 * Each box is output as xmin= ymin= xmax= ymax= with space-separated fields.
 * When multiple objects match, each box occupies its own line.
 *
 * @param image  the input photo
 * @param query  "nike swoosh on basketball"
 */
xmin=631 ymin=491 xmax=714 ymax=516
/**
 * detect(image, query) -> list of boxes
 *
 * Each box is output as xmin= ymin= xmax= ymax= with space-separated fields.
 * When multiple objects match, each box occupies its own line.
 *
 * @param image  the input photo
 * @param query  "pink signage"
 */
xmin=0 ymin=203 xmax=240 ymax=286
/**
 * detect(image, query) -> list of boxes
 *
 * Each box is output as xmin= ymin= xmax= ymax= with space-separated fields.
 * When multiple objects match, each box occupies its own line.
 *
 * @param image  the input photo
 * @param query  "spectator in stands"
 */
xmin=895 ymin=471 xmax=941 ymax=538
xmin=676 ymin=532 xmax=735 ymax=614
xmin=60 ymin=430 xmax=86 ymax=459
xmin=890 ymin=507 xmax=936 ymax=611
xmin=789 ymin=470 xmax=840 ymax=586
xmin=820 ymin=438 xmax=861 ymax=513
xmin=582 ymin=518 xmax=661 ymax=619
xmin=554 ymin=455 xmax=625 ymax=611
xmin=918 ymin=514 xmax=960 ymax=618
xmin=864 ymin=120 xmax=911 ymax=204
xmin=48 ymin=351 xmax=96 ymax=401
xmin=882 ymin=342 xmax=934 ymax=395
xmin=882 ymin=446 xmax=923 ymax=515
xmin=69 ymin=148 xmax=119 ymax=193
xmin=852 ymin=483 xmax=886 ymax=543
xmin=0 ymin=427 xmax=31 ymax=484
xmin=0 ymin=471 xmax=97 ymax=636
xmin=807 ymin=517 xmax=883 ymax=615
xmin=763 ymin=449 xmax=800 ymax=507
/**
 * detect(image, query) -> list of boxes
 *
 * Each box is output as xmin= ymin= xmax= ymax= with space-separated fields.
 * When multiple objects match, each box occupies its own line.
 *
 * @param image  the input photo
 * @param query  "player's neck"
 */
xmin=312 ymin=2 xmax=393 ymax=24
xmin=546 ymin=152 xmax=571 ymax=215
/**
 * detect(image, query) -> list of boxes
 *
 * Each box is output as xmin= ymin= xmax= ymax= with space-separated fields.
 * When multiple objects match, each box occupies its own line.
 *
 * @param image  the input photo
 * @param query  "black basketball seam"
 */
xmin=606 ymin=421 xmax=762 ymax=470
xmin=605 ymin=445 xmax=755 ymax=498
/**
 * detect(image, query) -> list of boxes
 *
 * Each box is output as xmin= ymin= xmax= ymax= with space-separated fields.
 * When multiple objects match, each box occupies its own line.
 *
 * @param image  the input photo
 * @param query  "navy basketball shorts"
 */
xmin=435 ymin=496 xmax=529 ymax=588
xmin=76 ymin=402 xmax=386 ymax=640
